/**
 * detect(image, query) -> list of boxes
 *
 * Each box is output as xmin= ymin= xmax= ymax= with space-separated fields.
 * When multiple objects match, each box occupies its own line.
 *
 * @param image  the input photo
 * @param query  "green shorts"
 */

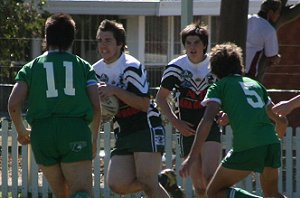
xmin=111 ymin=126 xmax=165 ymax=156
xmin=178 ymin=124 xmax=221 ymax=158
xmin=30 ymin=117 xmax=92 ymax=166
xmin=221 ymin=143 xmax=281 ymax=173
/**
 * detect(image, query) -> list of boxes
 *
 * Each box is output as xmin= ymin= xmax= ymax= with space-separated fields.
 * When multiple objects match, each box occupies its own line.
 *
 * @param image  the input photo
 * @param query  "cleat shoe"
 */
xmin=158 ymin=169 xmax=186 ymax=198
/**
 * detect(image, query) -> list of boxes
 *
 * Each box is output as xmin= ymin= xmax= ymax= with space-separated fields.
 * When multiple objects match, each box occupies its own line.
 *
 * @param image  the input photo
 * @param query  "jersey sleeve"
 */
xmin=123 ymin=63 xmax=149 ymax=97
xmin=263 ymin=28 xmax=278 ymax=57
xmin=201 ymin=82 xmax=222 ymax=106
xmin=85 ymin=63 xmax=98 ymax=87
xmin=15 ymin=62 xmax=32 ymax=86
xmin=160 ymin=64 xmax=182 ymax=91
xmin=258 ymin=81 xmax=272 ymax=105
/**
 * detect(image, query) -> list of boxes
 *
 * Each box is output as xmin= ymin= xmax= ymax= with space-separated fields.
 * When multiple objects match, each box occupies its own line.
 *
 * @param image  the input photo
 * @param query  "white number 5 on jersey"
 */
xmin=239 ymin=82 xmax=264 ymax=108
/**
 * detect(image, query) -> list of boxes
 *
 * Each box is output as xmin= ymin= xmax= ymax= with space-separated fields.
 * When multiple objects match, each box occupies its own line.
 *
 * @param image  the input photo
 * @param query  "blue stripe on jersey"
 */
xmin=86 ymin=79 xmax=97 ymax=87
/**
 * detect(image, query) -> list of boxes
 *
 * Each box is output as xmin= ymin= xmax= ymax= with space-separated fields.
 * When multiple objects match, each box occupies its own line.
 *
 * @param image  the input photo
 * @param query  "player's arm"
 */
xmin=156 ymin=87 xmax=178 ymax=124
xmin=8 ymin=81 xmax=30 ymax=145
xmin=101 ymin=84 xmax=150 ymax=112
xmin=266 ymin=54 xmax=281 ymax=66
xmin=156 ymin=86 xmax=195 ymax=136
xmin=87 ymin=84 xmax=101 ymax=158
xmin=179 ymin=101 xmax=220 ymax=177
xmin=272 ymin=95 xmax=300 ymax=116
xmin=266 ymin=102 xmax=288 ymax=139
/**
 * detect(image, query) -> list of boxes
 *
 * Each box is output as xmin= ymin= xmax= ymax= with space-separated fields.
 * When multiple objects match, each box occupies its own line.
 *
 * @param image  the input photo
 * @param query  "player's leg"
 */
xmin=61 ymin=160 xmax=93 ymax=197
xmin=133 ymin=126 xmax=169 ymax=198
xmin=159 ymin=132 xmax=186 ymax=198
xmin=58 ymin=117 xmax=94 ymax=196
xmin=107 ymin=154 xmax=143 ymax=194
xmin=30 ymin=118 xmax=69 ymax=197
xmin=207 ymin=147 xmax=268 ymax=198
xmin=188 ymin=155 xmax=206 ymax=198
xmin=206 ymin=165 xmax=257 ymax=198
xmin=39 ymin=164 xmax=69 ymax=198
xmin=134 ymin=152 xmax=170 ymax=198
xmin=200 ymin=141 xmax=221 ymax=198
xmin=260 ymin=167 xmax=285 ymax=198
xmin=260 ymin=143 xmax=285 ymax=198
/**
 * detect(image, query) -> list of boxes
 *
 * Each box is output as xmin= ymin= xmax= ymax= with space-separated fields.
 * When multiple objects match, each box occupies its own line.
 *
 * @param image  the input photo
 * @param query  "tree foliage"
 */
xmin=0 ymin=0 xmax=49 ymax=67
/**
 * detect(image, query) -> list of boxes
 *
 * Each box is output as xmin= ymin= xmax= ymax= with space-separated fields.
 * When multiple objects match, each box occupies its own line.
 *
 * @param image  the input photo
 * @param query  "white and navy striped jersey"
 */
xmin=160 ymin=54 xmax=218 ymax=130
xmin=93 ymin=53 xmax=163 ymax=136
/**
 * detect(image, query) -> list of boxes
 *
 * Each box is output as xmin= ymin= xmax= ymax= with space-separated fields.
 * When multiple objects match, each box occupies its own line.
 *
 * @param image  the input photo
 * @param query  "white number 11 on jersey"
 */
xmin=44 ymin=61 xmax=75 ymax=98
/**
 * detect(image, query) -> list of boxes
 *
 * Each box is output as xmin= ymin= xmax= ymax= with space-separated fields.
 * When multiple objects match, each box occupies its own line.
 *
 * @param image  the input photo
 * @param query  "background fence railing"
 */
xmin=1 ymin=119 xmax=300 ymax=198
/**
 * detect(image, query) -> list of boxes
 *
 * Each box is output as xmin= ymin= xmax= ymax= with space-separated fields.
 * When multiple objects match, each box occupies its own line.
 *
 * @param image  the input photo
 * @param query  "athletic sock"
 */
xmin=227 ymin=187 xmax=262 ymax=198
xmin=69 ymin=191 xmax=90 ymax=198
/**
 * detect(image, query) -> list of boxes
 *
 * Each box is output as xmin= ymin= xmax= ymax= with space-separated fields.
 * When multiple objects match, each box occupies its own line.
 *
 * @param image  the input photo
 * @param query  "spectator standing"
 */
xmin=246 ymin=0 xmax=282 ymax=79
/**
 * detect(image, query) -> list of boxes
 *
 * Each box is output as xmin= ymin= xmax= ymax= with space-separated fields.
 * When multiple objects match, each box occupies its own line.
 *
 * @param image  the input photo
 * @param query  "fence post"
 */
xmin=103 ymin=122 xmax=112 ymax=198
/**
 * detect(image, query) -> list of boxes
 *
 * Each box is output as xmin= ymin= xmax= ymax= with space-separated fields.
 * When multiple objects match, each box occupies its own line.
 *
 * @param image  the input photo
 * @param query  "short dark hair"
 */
xmin=45 ymin=13 xmax=75 ymax=51
xmin=96 ymin=19 xmax=126 ymax=52
xmin=259 ymin=0 xmax=282 ymax=17
xmin=180 ymin=23 xmax=209 ymax=54
xmin=210 ymin=43 xmax=244 ymax=79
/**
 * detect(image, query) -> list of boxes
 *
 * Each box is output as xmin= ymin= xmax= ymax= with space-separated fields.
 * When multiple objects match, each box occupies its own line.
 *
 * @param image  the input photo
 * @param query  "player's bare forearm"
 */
xmin=156 ymin=88 xmax=178 ymax=124
xmin=267 ymin=103 xmax=288 ymax=138
xmin=189 ymin=101 xmax=220 ymax=159
xmin=179 ymin=112 xmax=214 ymax=178
xmin=8 ymin=82 xmax=28 ymax=133
xmin=156 ymin=87 xmax=195 ymax=136
xmin=87 ymin=85 xmax=101 ymax=138
xmin=276 ymin=95 xmax=300 ymax=115
xmin=110 ymin=86 xmax=149 ymax=112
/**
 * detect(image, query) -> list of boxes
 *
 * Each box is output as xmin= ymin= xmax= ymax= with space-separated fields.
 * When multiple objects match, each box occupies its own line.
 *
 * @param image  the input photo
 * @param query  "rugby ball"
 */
xmin=100 ymin=95 xmax=119 ymax=122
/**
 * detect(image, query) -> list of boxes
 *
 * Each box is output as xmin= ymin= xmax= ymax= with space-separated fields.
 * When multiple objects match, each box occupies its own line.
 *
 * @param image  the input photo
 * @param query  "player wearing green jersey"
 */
xmin=179 ymin=43 xmax=288 ymax=198
xmin=8 ymin=13 xmax=101 ymax=198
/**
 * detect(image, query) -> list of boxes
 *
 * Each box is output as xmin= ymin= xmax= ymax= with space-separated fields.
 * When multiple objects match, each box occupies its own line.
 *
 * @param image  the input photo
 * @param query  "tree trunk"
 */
xmin=218 ymin=0 xmax=249 ymax=63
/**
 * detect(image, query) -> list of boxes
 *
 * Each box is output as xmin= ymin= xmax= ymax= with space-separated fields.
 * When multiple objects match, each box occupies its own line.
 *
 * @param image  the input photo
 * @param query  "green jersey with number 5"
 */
xmin=15 ymin=51 xmax=97 ymax=125
xmin=202 ymin=74 xmax=280 ymax=152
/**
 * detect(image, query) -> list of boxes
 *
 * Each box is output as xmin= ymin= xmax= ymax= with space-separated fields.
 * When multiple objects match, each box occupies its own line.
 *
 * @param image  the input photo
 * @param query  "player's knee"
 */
xmin=194 ymin=186 xmax=206 ymax=197
xmin=69 ymin=191 xmax=90 ymax=198
xmin=137 ymin=175 xmax=157 ymax=192
xmin=107 ymin=181 xmax=126 ymax=195
xmin=206 ymin=185 xmax=217 ymax=198
xmin=202 ymin=171 xmax=214 ymax=184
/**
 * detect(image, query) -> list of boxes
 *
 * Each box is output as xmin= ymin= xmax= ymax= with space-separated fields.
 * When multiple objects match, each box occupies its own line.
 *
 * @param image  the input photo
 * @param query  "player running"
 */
xmin=180 ymin=42 xmax=288 ymax=198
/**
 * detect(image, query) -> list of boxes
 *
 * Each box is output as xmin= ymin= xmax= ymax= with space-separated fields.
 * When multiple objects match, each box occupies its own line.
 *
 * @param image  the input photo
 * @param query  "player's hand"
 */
xmin=275 ymin=115 xmax=288 ymax=139
xmin=17 ymin=128 xmax=31 ymax=145
xmin=269 ymin=54 xmax=281 ymax=65
xmin=98 ymin=82 xmax=115 ymax=100
xmin=172 ymin=119 xmax=195 ymax=137
xmin=215 ymin=111 xmax=229 ymax=126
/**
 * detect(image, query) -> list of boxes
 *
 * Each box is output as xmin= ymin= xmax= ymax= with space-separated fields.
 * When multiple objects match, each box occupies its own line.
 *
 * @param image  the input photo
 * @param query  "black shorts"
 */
xmin=178 ymin=124 xmax=221 ymax=158
xmin=111 ymin=126 xmax=166 ymax=157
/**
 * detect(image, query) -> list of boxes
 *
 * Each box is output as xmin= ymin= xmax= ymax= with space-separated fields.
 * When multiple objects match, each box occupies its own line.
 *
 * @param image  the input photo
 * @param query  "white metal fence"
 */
xmin=1 ymin=119 xmax=300 ymax=198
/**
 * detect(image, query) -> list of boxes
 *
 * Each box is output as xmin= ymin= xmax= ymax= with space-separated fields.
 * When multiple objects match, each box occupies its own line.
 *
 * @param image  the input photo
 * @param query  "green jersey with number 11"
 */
xmin=15 ymin=51 xmax=97 ymax=125
xmin=202 ymin=74 xmax=280 ymax=152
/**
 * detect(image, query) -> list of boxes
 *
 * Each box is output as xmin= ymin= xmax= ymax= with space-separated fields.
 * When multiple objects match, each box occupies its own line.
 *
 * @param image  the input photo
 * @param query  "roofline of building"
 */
xmin=44 ymin=0 xmax=299 ymax=16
